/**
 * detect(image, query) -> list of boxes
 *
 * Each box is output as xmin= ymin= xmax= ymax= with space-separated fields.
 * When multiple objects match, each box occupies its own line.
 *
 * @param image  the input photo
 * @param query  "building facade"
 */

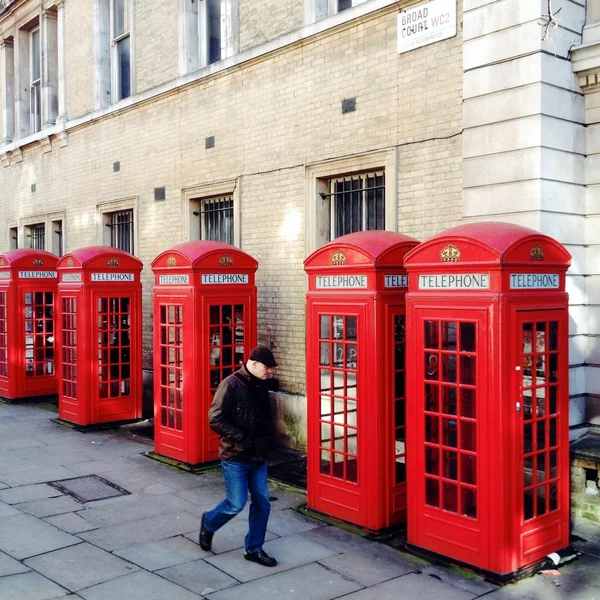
xmin=0 ymin=0 xmax=597 ymax=446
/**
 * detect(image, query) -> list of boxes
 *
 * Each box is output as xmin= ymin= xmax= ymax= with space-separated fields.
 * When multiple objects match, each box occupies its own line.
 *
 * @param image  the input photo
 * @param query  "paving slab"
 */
xmin=0 ymin=436 xmax=45 ymax=452
xmin=176 ymin=485 xmax=230 ymax=507
xmin=265 ymin=508 xmax=323 ymax=536
xmin=0 ymin=549 xmax=30 ymax=576
xmin=43 ymin=512 xmax=97 ymax=534
xmin=114 ymin=536 xmax=211 ymax=571
xmin=77 ymin=570 xmax=203 ymax=600
xmin=265 ymin=487 xmax=307 ymax=511
xmin=0 ymin=500 xmax=21 ymax=518
xmin=421 ymin=563 xmax=499 ymax=596
xmin=25 ymin=542 xmax=139 ymax=592
xmin=0 ymin=466 xmax=79 ymax=487
xmin=0 ymin=483 xmax=63 ymax=504
xmin=0 ymin=571 xmax=69 ymax=600
xmin=78 ymin=493 xmax=199 ymax=528
xmin=184 ymin=515 xmax=278 ymax=554
xmin=157 ymin=558 xmax=239 ymax=595
xmin=339 ymin=572 xmax=476 ymax=600
xmin=205 ymin=533 xmax=338 ymax=582
xmin=17 ymin=495 xmax=84 ymax=518
xmin=207 ymin=562 xmax=364 ymax=600
xmin=67 ymin=457 xmax=141 ymax=476
xmin=0 ymin=481 xmax=7 ymax=489
xmin=0 ymin=514 xmax=81 ymax=560
xmin=319 ymin=543 xmax=421 ymax=586
xmin=137 ymin=482 xmax=176 ymax=495
xmin=78 ymin=511 xmax=199 ymax=551
xmin=299 ymin=525 xmax=374 ymax=553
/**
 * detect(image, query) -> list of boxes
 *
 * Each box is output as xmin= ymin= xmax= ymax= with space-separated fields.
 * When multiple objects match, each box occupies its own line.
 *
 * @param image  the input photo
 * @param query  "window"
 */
xmin=27 ymin=223 xmax=45 ymax=250
xmin=180 ymin=0 xmax=238 ymax=75
xmin=306 ymin=150 xmax=397 ymax=254
xmin=9 ymin=227 xmax=18 ymax=250
xmin=0 ymin=37 xmax=15 ymax=144
xmin=29 ymin=27 xmax=41 ymax=134
xmin=308 ymin=0 xmax=368 ymax=23
xmin=51 ymin=219 xmax=63 ymax=257
xmin=112 ymin=0 xmax=131 ymax=101
xmin=106 ymin=209 xmax=134 ymax=253
xmin=194 ymin=195 xmax=234 ymax=244
xmin=183 ymin=179 xmax=240 ymax=246
xmin=94 ymin=0 xmax=134 ymax=107
xmin=324 ymin=171 xmax=385 ymax=239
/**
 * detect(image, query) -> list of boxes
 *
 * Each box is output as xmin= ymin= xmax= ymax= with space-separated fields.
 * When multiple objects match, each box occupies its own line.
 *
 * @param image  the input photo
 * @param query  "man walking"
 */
xmin=199 ymin=345 xmax=278 ymax=567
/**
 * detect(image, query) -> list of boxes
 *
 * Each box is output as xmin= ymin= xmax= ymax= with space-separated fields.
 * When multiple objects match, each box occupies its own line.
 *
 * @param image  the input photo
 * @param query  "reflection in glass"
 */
xmin=550 ymin=482 xmax=558 ymax=511
xmin=549 ymin=322 xmax=558 ymax=350
xmin=320 ymin=315 xmax=331 ymax=339
xmin=549 ymin=386 xmax=558 ymax=415
xmin=443 ymin=450 xmax=458 ymax=480
xmin=425 ymin=384 xmax=439 ymax=412
xmin=347 ymin=400 xmax=357 ymax=426
xmin=461 ymin=420 xmax=476 ymax=452
xmin=320 ymin=342 xmax=330 ymax=366
xmin=443 ymin=482 xmax=458 ymax=512
xmin=549 ymin=354 xmax=558 ymax=383
xmin=320 ymin=450 xmax=331 ymax=475
xmin=441 ymin=322 xmax=457 ymax=350
xmin=462 ymin=488 xmax=477 ymax=518
xmin=460 ymin=388 xmax=476 ymax=419
xmin=425 ymin=415 xmax=439 ymax=443
xmin=537 ymin=420 xmax=546 ymax=450
xmin=461 ymin=454 xmax=476 ymax=485
xmin=537 ymin=486 xmax=547 ymax=516
xmin=426 ymin=478 xmax=439 ymax=508
xmin=425 ymin=321 xmax=439 ymax=349
xmin=536 ymin=322 xmax=546 ymax=352
xmin=442 ymin=386 xmax=457 ymax=415
xmin=524 ymin=489 xmax=534 ymax=521
xmin=524 ymin=423 xmax=533 ymax=454
xmin=549 ymin=418 xmax=557 ymax=447
xmin=425 ymin=446 xmax=439 ymax=475
xmin=537 ymin=453 xmax=546 ymax=483
xmin=442 ymin=354 xmax=457 ymax=383
xmin=332 ymin=316 xmax=344 ymax=340
xmin=460 ymin=355 xmax=476 ymax=386
xmin=443 ymin=418 xmax=458 ymax=448
xmin=460 ymin=322 xmax=476 ymax=352
xmin=346 ymin=316 xmax=357 ymax=341
xmin=346 ymin=371 xmax=357 ymax=398
xmin=524 ymin=455 xmax=533 ymax=487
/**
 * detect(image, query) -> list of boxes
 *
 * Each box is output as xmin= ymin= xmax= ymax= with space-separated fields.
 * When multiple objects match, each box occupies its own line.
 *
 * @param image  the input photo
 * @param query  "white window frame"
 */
xmin=182 ymin=179 xmax=241 ymax=247
xmin=110 ymin=0 xmax=134 ymax=102
xmin=97 ymin=197 xmax=138 ymax=255
xmin=305 ymin=0 xmax=368 ymax=24
xmin=305 ymin=149 xmax=397 ymax=255
xmin=179 ymin=0 xmax=239 ymax=76
xmin=29 ymin=26 xmax=41 ymax=134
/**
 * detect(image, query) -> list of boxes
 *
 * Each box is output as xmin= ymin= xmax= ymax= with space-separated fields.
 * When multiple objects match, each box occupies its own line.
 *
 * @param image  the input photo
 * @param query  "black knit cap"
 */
xmin=248 ymin=346 xmax=278 ymax=368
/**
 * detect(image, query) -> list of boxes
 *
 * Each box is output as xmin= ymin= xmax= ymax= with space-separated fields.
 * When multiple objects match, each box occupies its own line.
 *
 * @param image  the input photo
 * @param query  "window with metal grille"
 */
xmin=106 ymin=210 xmax=134 ymax=254
xmin=28 ymin=223 xmax=45 ymax=250
xmin=326 ymin=171 xmax=385 ymax=239
xmin=52 ymin=220 xmax=63 ymax=257
xmin=196 ymin=196 xmax=233 ymax=245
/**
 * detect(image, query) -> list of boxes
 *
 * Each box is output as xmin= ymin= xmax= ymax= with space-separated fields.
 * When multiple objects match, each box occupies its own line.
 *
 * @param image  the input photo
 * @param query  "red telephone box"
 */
xmin=0 ymin=250 xmax=59 ymax=401
xmin=56 ymin=247 xmax=143 ymax=426
xmin=304 ymin=231 xmax=419 ymax=532
xmin=151 ymin=241 xmax=258 ymax=466
xmin=404 ymin=222 xmax=571 ymax=576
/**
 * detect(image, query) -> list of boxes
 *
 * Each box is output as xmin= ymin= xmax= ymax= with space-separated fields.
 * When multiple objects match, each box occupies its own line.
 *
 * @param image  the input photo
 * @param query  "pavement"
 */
xmin=0 ymin=401 xmax=599 ymax=600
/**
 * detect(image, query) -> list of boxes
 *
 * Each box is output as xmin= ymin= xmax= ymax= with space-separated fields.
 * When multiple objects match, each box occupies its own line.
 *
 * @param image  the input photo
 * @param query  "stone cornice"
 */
xmin=571 ymin=40 xmax=600 ymax=90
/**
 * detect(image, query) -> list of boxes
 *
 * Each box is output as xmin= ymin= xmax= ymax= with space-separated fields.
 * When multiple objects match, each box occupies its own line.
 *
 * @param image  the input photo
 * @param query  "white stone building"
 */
xmin=0 ymin=0 xmax=597 ymax=447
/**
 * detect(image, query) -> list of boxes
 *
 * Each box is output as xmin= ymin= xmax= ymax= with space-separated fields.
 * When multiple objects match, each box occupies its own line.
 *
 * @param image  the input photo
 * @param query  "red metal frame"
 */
xmin=305 ymin=231 xmax=419 ymax=532
xmin=0 ymin=250 xmax=59 ymax=401
xmin=56 ymin=247 xmax=143 ymax=426
xmin=405 ymin=222 xmax=571 ymax=576
xmin=152 ymin=241 xmax=258 ymax=466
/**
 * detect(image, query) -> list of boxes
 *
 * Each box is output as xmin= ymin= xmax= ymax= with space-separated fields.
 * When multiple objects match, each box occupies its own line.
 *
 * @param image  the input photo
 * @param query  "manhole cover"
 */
xmin=47 ymin=475 xmax=130 ymax=503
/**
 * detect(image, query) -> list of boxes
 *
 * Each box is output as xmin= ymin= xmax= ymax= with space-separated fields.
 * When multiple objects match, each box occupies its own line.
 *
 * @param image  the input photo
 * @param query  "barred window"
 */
xmin=27 ymin=223 xmax=45 ymax=250
xmin=106 ymin=210 xmax=134 ymax=254
xmin=326 ymin=171 xmax=385 ymax=239
xmin=196 ymin=196 xmax=233 ymax=245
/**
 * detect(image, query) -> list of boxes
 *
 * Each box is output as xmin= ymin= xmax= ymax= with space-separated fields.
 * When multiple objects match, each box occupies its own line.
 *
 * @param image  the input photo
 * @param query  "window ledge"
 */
xmin=2 ymin=0 xmax=397 ymax=155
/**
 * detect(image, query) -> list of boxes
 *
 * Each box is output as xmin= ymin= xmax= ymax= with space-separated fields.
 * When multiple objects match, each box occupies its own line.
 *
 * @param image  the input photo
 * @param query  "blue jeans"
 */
xmin=203 ymin=460 xmax=271 ymax=554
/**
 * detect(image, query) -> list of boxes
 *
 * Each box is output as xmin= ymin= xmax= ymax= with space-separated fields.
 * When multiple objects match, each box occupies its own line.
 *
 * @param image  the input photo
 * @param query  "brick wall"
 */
xmin=239 ymin=0 xmax=303 ymax=52
xmin=0 ymin=1 xmax=464 ymax=398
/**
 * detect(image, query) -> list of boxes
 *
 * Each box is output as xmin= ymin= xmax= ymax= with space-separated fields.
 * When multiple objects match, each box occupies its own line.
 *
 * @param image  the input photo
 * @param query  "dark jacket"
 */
xmin=208 ymin=364 xmax=273 ymax=462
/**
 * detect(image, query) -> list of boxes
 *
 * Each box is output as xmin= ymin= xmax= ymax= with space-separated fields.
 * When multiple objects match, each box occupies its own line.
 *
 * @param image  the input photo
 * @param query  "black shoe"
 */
xmin=244 ymin=549 xmax=278 ymax=567
xmin=199 ymin=513 xmax=213 ymax=551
